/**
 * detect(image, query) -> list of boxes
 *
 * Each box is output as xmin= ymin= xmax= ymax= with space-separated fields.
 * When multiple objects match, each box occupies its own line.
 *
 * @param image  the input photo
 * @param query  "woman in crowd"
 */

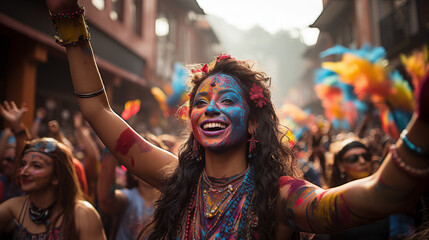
xmin=97 ymin=132 xmax=160 ymax=240
xmin=0 ymin=129 xmax=23 ymax=203
xmin=45 ymin=0 xmax=429 ymax=239
xmin=0 ymin=138 xmax=106 ymax=239
xmin=327 ymin=137 xmax=390 ymax=239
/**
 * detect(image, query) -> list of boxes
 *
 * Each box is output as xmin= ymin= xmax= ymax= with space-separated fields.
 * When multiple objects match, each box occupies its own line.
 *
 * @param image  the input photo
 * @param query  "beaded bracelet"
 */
xmin=49 ymin=7 xmax=85 ymax=20
xmin=400 ymin=130 xmax=429 ymax=159
xmin=50 ymin=7 xmax=91 ymax=46
xmin=390 ymin=145 xmax=429 ymax=178
xmin=74 ymin=87 xmax=105 ymax=98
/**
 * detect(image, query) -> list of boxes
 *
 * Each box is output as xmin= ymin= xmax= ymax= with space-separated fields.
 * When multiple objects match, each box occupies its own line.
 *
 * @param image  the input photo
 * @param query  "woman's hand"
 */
xmin=36 ymin=107 xmax=47 ymax=121
xmin=46 ymin=0 xmax=80 ymax=14
xmin=0 ymin=101 xmax=27 ymax=131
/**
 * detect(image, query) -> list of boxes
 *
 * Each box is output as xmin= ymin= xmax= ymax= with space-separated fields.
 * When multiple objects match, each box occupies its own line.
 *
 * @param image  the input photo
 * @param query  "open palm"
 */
xmin=0 ymin=101 xmax=27 ymax=127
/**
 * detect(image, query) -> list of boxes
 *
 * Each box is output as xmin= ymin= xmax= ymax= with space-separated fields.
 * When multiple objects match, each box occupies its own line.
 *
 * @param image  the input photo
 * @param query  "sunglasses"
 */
xmin=342 ymin=152 xmax=372 ymax=163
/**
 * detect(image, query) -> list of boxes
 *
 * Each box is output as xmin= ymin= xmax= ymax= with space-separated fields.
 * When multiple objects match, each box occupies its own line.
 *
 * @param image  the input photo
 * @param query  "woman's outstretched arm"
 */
xmin=45 ymin=0 xmax=177 ymax=188
xmin=278 ymin=77 xmax=429 ymax=233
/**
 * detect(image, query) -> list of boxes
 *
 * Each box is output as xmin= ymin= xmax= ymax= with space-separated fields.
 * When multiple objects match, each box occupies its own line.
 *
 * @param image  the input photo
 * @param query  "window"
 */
xmin=91 ymin=0 xmax=105 ymax=10
xmin=132 ymin=0 xmax=143 ymax=35
xmin=110 ymin=0 xmax=124 ymax=21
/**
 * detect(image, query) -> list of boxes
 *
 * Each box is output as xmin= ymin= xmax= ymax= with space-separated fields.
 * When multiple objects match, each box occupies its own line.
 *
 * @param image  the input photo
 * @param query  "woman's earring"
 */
xmin=192 ymin=139 xmax=201 ymax=161
xmin=248 ymin=133 xmax=258 ymax=159
xmin=340 ymin=172 xmax=346 ymax=179
xmin=52 ymin=179 xmax=59 ymax=186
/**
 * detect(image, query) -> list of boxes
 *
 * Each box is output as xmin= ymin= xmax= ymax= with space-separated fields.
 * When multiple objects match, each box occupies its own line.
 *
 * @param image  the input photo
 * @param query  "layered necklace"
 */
xmin=29 ymin=200 xmax=57 ymax=227
xmin=184 ymin=166 xmax=256 ymax=240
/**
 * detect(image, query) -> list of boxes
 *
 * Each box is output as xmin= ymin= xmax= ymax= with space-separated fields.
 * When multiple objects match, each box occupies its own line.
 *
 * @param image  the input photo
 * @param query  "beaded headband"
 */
xmin=23 ymin=138 xmax=59 ymax=158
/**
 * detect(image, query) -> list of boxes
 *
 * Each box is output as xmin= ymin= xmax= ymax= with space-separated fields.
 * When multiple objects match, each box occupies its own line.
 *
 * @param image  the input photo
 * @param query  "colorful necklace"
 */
xmin=202 ymin=167 xmax=248 ymax=219
xmin=184 ymin=166 xmax=255 ymax=240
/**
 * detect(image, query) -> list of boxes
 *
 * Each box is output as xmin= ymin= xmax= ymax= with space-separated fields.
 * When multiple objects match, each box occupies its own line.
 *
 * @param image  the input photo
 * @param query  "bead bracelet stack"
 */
xmin=49 ymin=6 xmax=90 ymax=46
xmin=390 ymin=145 xmax=429 ymax=178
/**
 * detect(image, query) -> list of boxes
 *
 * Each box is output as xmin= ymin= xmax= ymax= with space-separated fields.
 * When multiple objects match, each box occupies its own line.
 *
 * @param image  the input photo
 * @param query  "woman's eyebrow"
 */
xmin=218 ymin=89 xmax=240 ymax=95
xmin=195 ymin=92 xmax=209 ymax=97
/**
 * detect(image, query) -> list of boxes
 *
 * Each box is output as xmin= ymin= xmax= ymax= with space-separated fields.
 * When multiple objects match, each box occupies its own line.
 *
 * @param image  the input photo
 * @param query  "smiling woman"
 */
xmin=0 ymin=138 xmax=106 ymax=240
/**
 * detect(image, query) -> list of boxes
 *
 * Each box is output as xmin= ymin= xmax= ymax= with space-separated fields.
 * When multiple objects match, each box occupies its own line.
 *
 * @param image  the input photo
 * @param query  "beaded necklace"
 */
xmin=29 ymin=200 xmax=57 ymax=227
xmin=184 ymin=166 xmax=255 ymax=239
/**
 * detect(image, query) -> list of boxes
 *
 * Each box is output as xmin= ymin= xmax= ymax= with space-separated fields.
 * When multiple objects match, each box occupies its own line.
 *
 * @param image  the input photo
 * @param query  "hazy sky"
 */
xmin=196 ymin=0 xmax=323 ymax=45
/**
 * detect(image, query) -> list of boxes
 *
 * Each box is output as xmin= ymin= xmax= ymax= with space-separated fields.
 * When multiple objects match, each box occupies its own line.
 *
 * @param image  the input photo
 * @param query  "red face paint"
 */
xmin=115 ymin=128 xmax=153 ymax=167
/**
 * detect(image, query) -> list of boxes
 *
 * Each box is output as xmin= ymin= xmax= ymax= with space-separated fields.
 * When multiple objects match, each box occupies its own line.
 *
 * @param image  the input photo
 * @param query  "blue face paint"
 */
xmin=191 ymin=74 xmax=249 ymax=152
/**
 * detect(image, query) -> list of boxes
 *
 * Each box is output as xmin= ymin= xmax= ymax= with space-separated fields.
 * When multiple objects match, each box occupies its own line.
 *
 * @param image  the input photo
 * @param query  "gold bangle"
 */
xmin=51 ymin=12 xmax=91 ymax=46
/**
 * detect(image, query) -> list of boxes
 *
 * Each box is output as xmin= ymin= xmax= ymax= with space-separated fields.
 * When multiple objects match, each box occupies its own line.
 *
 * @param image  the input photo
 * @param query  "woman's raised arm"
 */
xmin=45 ymin=0 xmax=177 ymax=188
xmin=278 ymin=72 xmax=429 ymax=233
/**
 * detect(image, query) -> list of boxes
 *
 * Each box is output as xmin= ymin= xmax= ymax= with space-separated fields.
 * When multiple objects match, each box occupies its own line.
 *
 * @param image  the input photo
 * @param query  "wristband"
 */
xmin=400 ymin=130 xmax=429 ymax=158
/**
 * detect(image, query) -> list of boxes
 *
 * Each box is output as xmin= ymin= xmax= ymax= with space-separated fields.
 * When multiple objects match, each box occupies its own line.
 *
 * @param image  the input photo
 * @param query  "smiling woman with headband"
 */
xmin=39 ymin=0 xmax=429 ymax=239
xmin=0 ymin=138 xmax=106 ymax=239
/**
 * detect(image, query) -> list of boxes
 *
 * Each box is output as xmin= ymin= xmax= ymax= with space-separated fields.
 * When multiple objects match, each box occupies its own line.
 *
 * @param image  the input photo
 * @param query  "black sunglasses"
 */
xmin=342 ymin=152 xmax=372 ymax=163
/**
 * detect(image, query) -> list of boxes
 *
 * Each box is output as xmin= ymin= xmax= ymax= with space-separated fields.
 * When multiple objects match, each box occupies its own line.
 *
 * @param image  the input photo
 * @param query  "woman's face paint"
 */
xmin=340 ymin=147 xmax=372 ymax=181
xmin=191 ymin=74 xmax=249 ymax=152
xmin=19 ymin=152 xmax=55 ymax=193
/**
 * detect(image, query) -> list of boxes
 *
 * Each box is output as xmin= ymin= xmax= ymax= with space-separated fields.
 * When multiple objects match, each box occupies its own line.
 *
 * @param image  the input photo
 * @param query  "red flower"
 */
xmin=250 ymin=83 xmax=268 ymax=108
xmin=217 ymin=54 xmax=231 ymax=62
xmin=201 ymin=64 xmax=209 ymax=73
xmin=255 ymin=98 xmax=268 ymax=108
xmin=250 ymin=83 xmax=264 ymax=100
xmin=191 ymin=69 xmax=201 ymax=73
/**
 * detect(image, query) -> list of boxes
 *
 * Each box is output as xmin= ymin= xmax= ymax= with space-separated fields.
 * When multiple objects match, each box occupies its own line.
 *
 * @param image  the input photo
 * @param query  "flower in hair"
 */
xmin=191 ymin=69 xmax=201 ymax=73
xmin=217 ymin=53 xmax=231 ymax=62
xmin=250 ymin=83 xmax=268 ymax=108
xmin=201 ymin=64 xmax=209 ymax=73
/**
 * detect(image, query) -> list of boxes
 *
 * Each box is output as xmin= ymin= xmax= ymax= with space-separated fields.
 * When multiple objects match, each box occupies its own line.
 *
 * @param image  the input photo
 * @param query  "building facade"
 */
xmin=0 ymin=0 xmax=219 ymax=134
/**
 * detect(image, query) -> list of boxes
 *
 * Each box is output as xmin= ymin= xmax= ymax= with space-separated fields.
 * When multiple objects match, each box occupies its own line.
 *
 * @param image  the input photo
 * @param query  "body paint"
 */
xmin=115 ymin=128 xmax=153 ymax=167
xmin=279 ymin=176 xmax=307 ymax=191
xmin=191 ymin=74 xmax=249 ymax=152
xmin=280 ymin=176 xmax=374 ymax=232
xmin=19 ymin=152 xmax=54 ymax=191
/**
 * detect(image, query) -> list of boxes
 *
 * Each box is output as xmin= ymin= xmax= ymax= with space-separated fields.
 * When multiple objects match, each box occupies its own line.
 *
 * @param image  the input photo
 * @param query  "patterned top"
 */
xmin=13 ymin=197 xmax=63 ymax=240
xmin=13 ymin=223 xmax=63 ymax=240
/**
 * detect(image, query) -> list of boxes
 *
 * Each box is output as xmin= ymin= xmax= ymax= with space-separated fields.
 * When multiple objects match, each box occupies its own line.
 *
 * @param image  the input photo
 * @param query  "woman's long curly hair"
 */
xmin=140 ymin=57 xmax=298 ymax=239
xmin=17 ymin=138 xmax=83 ymax=239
